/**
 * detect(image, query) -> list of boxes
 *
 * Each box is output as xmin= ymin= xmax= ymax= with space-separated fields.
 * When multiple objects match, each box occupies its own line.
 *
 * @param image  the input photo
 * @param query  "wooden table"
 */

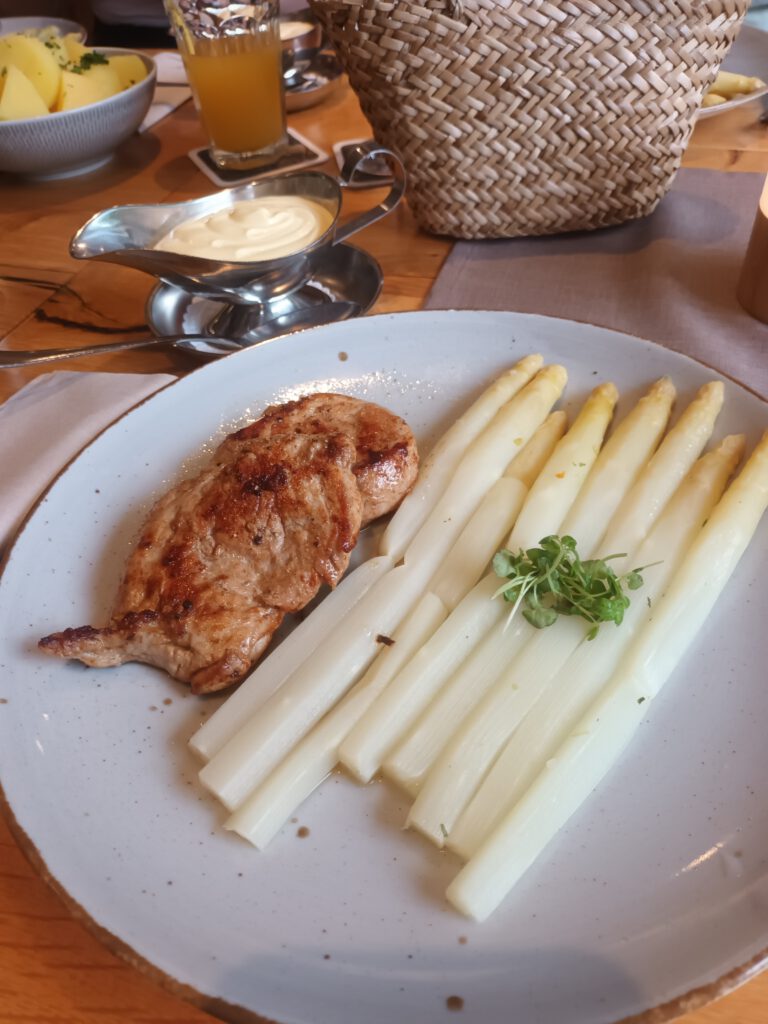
xmin=1 ymin=77 xmax=767 ymax=1024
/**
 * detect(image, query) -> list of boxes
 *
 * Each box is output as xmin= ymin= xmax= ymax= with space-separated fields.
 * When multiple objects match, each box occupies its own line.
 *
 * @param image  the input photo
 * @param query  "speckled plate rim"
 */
xmin=3 ymin=771 xmax=766 ymax=1024
xmin=0 ymin=309 xmax=766 ymax=1024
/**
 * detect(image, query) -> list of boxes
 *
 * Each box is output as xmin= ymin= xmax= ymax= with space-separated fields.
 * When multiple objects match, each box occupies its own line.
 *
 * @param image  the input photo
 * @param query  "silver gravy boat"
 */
xmin=69 ymin=142 xmax=405 ymax=304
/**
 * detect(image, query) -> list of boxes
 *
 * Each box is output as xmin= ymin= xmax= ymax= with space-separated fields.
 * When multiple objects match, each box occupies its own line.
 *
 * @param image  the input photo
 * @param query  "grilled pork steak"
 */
xmin=225 ymin=392 xmax=419 ymax=523
xmin=39 ymin=394 xmax=418 ymax=694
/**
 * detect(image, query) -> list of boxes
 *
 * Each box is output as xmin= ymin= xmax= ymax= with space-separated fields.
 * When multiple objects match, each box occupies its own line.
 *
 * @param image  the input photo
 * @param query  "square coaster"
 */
xmin=189 ymin=129 xmax=329 ymax=187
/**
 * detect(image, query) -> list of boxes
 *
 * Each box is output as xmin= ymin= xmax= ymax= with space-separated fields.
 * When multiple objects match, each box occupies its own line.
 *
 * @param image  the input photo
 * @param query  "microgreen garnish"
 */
xmin=492 ymin=535 xmax=656 ymax=640
xmin=69 ymin=51 xmax=109 ymax=75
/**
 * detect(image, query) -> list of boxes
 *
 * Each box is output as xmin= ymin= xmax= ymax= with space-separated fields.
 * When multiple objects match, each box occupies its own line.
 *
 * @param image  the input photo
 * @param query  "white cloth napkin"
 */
xmin=0 ymin=371 xmax=175 ymax=552
xmin=153 ymin=51 xmax=189 ymax=85
xmin=140 ymin=53 xmax=191 ymax=133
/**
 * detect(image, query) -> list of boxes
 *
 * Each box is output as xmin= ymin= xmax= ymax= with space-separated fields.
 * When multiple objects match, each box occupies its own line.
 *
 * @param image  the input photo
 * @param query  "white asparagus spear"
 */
xmin=324 ymin=480 xmax=526 ymax=784
xmin=424 ymin=412 xmax=566 ymax=613
xmin=200 ymin=369 xmax=566 ymax=809
xmin=382 ymin=614 xmax=530 ymax=796
xmin=379 ymin=354 xmax=543 ymax=562
xmin=560 ymin=377 xmax=676 ymax=557
xmin=340 ymin=383 xmax=614 ymax=784
xmin=337 ymin=416 xmax=560 ymax=794
xmin=188 ymin=555 xmax=392 ymax=761
xmin=448 ymin=434 xmax=746 ymax=860
xmin=447 ymin=432 xmax=768 ymax=922
xmin=383 ymin=380 xmax=675 ymax=794
xmin=405 ymin=382 xmax=726 ymax=847
xmin=338 ymin=408 xmax=568 ymax=790
xmin=504 ymin=382 xmax=619 ymax=551
xmin=598 ymin=381 xmax=724 ymax=572
xmin=428 ymin=477 xmax=527 ymax=611
xmin=499 ymin=410 xmax=568 ymax=489
xmin=198 ymin=562 xmax=427 ymax=809
xmin=337 ymin=573 xmax=505 ymax=783
xmin=405 ymin=615 xmax=589 ymax=847
xmin=401 ymin=365 xmax=567 ymax=573
xmin=224 ymin=592 xmax=448 ymax=848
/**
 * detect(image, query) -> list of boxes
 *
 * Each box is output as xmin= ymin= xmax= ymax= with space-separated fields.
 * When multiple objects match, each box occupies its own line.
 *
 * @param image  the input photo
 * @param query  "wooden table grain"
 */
xmin=1 ymin=77 xmax=767 ymax=1024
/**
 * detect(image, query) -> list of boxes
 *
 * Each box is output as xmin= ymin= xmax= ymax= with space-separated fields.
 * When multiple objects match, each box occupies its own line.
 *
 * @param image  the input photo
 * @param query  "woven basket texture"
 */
xmin=310 ymin=0 xmax=748 ymax=238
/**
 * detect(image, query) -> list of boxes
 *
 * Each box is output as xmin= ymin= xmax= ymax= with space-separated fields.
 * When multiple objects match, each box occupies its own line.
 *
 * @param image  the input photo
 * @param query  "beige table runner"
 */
xmin=425 ymin=168 xmax=768 ymax=399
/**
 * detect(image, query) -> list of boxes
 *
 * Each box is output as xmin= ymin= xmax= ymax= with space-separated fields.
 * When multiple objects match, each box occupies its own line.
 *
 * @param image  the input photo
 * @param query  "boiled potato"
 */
xmin=63 ymin=33 xmax=89 ymax=64
xmin=41 ymin=34 xmax=70 ymax=69
xmin=109 ymin=53 xmax=148 ymax=90
xmin=0 ymin=63 xmax=49 ymax=120
xmin=0 ymin=33 xmax=61 ymax=109
xmin=0 ymin=25 xmax=149 ymax=120
xmin=56 ymin=62 xmax=122 ymax=111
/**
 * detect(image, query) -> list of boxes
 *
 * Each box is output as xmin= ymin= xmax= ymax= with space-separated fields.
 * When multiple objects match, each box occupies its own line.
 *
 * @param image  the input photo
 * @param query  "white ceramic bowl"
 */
xmin=0 ymin=16 xmax=87 ymax=40
xmin=0 ymin=47 xmax=156 ymax=179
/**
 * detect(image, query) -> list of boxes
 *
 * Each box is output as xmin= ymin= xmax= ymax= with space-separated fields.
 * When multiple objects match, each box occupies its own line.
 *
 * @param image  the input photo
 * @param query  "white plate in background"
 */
xmin=698 ymin=24 xmax=768 ymax=119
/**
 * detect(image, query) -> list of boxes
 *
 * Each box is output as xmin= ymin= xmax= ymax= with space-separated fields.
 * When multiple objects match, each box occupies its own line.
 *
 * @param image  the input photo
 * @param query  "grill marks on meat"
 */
xmin=228 ymin=393 xmax=419 ymax=524
xmin=39 ymin=395 xmax=417 ymax=694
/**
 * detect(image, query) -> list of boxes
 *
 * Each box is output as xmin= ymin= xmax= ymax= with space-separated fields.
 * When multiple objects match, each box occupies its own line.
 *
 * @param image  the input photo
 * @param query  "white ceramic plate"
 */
xmin=1 ymin=311 xmax=767 ymax=1024
xmin=698 ymin=24 xmax=768 ymax=119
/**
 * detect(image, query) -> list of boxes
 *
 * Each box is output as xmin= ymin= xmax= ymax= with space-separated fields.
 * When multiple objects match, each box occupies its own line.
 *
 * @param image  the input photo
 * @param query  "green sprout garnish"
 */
xmin=492 ymin=535 xmax=656 ymax=640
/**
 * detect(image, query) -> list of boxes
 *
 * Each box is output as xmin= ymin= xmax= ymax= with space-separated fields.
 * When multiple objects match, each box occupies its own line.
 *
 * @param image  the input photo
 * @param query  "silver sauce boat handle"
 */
xmin=334 ymin=142 xmax=406 ymax=245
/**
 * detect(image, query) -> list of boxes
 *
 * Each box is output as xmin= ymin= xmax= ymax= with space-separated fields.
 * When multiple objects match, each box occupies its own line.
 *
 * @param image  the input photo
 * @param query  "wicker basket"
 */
xmin=310 ymin=0 xmax=748 ymax=238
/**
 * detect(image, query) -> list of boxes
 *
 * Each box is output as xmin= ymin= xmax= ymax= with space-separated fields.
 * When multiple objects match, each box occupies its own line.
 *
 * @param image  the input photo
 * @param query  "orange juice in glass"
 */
xmin=166 ymin=0 xmax=287 ymax=170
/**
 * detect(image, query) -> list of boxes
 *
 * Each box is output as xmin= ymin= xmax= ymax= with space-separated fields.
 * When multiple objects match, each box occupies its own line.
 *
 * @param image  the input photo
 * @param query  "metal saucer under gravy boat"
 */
xmin=69 ymin=143 xmax=405 ymax=305
xmin=147 ymin=242 xmax=382 ymax=345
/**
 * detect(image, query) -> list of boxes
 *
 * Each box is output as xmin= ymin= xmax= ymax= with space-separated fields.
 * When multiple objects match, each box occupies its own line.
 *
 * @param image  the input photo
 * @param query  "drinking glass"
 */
xmin=165 ymin=0 xmax=288 ymax=170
